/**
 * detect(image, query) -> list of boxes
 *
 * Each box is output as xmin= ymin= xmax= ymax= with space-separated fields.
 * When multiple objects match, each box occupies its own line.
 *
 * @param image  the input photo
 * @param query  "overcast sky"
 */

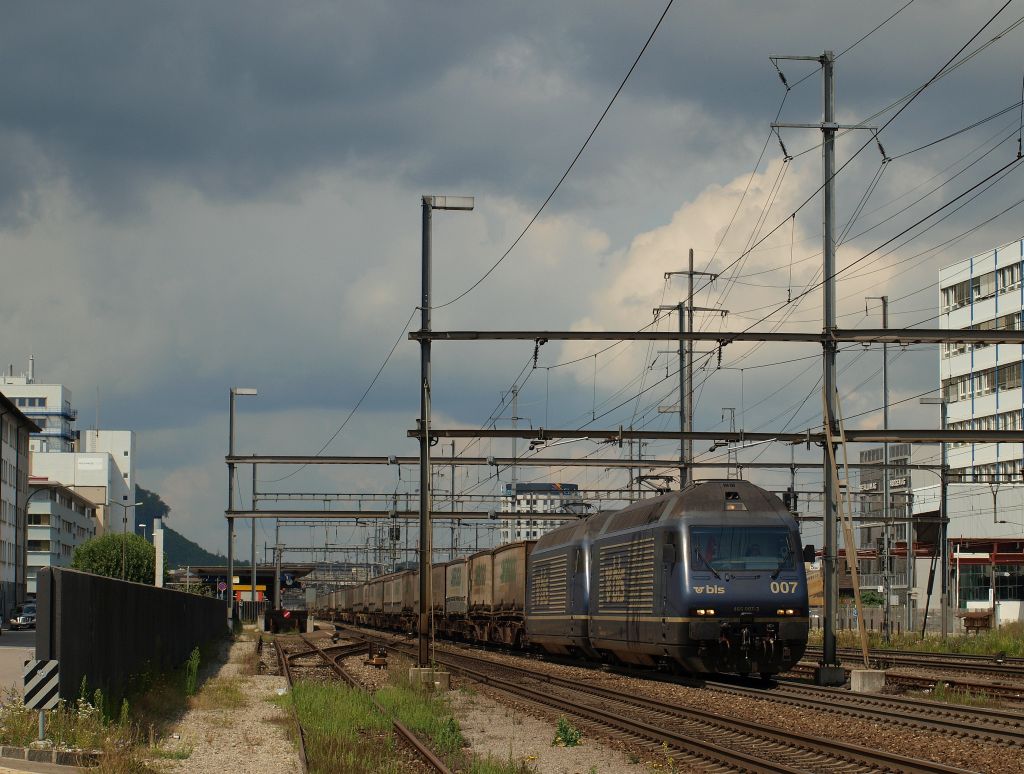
xmin=3 ymin=1 xmax=1023 ymax=555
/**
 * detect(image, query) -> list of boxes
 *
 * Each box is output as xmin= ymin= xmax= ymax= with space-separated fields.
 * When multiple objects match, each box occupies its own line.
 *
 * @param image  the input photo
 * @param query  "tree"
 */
xmin=72 ymin=533 xmax=158 ymax=584
xmin=860 ymin=589 xmax=885 ymax=607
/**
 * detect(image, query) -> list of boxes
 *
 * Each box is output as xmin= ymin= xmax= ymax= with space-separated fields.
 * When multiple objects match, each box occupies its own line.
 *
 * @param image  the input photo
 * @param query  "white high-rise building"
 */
xmin=0 ymin=358 xmax=77 ymax=453
xmin=32 ymin=442 xmax=134 ymax=535
xmin=499 ymin=483 xmax=581 ymax=544
xmin=939 ymin=238 xmax=1024 ymax=483
xmin=0 ymin=361 xmax=137 ymax=533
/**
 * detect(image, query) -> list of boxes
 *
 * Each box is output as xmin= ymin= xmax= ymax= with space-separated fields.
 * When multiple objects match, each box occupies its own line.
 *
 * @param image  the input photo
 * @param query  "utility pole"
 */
xmin=773 ymin=50 xmax=869 ymax=686
xmin=922 ymin=396 xmax=950 ymax=638
xmin=273 ymin=519 xmax=281 ymax=610
xmin=251 ymin=465 xmax=258 ymax=611
xmin=664 ymin=250 xmax=718 ymax=489
xmin=868 ymin=295 xmax=891 ymax=642
xmin=449 ymin=441 xmax=455 ymax=559
xmin=418 ymin=194 xmax=474 ymax=668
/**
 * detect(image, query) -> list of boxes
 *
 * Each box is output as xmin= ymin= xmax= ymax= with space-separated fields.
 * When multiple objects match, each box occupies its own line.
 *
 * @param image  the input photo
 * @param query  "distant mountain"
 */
xmin=164 ymin=526 xmax=228 ymax=568
xmin=135 ymin=485 xmax=248 ymax=568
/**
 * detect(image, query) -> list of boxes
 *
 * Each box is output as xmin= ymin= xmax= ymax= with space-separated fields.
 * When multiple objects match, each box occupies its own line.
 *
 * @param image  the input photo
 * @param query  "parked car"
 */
xmin=9 ymin=604 xmax=36 ymax=630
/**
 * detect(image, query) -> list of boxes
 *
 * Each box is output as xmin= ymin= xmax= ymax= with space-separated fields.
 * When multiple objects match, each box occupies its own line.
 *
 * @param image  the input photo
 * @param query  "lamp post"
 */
xmin=138 ymin=523 xmax=148 ymax=542
xmin=419 ymin=194 xmax=474 ymax=668
xmin=921 ymin=396 xmax=950 ymax=638
xmin=108 ymin=500 xmax=144 ymax=580
xmin=227 ymin=387 xmax=257 ymax=626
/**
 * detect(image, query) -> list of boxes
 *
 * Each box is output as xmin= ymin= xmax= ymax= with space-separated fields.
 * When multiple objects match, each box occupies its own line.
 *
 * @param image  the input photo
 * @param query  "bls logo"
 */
xmin=693 ymin=585 xmax=726 ymax=594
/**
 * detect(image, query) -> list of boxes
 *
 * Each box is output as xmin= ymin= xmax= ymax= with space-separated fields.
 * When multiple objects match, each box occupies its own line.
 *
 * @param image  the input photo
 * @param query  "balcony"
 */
xmin=22 ymin=407 xmax=78 ymax=420
xmin=857 ymin=572 xmax=908 ymax=589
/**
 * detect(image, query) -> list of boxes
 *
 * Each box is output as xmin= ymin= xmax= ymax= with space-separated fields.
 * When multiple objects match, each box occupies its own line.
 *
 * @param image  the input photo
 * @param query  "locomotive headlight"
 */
xmin=776 ymin=608 xmax=786 ymax=615
xmin=706 ymin=609 xmax=715 ymax=615
xmin=785 ymin=608 xmax=795 ymax=615
xmin=696 ymin=609 xmax=706 ymax=616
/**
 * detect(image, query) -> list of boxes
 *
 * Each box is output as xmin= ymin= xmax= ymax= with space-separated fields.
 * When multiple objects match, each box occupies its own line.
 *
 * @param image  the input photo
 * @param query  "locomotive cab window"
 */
xmin=690 ymin=526 xmax=796 ymax=573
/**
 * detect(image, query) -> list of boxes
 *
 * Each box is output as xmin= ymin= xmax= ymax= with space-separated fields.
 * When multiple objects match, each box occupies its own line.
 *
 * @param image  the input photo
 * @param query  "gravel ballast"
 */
xmin=151 ymin=637 xmax=301 ymax=774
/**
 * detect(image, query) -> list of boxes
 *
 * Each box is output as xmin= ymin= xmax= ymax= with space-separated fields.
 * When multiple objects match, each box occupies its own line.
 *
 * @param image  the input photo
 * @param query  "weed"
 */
xmin=810 ymin=620 xmax=1024 ymax=657
xmin=467 ymin=754 xmax=537 ymax=774
xmin=551 ymin=716 xmax=582 ymax=747
xmin=149 ymin=745 xmax=193 ymax=760
xmin=234 ymin=643 xmax=261 ymax=676
xmin=184 ymin=647 xmax=201 ymax=696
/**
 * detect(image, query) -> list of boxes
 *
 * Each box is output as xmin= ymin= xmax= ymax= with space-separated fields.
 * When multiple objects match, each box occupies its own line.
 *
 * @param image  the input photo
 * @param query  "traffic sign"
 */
xmin=24 ymin=660 xmax=59 ymax=710
xmin=283 ymin=573 xmax=294 ymax=586
xmin=217 ymin=581 xmax=227 ymax=592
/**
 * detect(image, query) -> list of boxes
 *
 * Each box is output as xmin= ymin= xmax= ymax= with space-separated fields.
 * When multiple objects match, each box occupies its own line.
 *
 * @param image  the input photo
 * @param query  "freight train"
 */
xmin=317 ymin=480 xmax=814 ymax=678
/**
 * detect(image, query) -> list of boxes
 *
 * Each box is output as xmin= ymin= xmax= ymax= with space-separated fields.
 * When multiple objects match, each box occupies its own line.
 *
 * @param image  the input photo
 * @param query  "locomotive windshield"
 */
xmin=690 ymin=526 xmax=796 ymax=573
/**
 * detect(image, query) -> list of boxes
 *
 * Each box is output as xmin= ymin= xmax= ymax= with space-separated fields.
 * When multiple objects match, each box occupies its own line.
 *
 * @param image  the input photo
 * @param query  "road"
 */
xmin=0 ymin=629 xmax=34 ymax=696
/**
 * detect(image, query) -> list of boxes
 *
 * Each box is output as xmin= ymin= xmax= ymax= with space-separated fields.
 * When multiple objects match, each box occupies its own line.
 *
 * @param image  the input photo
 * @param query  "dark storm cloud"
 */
xmin=1 ymin=1 xmax=1017 ymax=229
xmin=0 ymin=2 xmax=646 ymax=217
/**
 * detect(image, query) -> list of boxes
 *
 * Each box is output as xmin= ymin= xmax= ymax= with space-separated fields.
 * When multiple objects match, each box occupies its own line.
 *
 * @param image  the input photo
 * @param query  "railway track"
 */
xmin=803 ymin=646 xmax=1024 ymax=679
xmin=273 ymin=634 xmax=453 ymax=774
xmin=343 ymin=627 xmax=980 ymax=774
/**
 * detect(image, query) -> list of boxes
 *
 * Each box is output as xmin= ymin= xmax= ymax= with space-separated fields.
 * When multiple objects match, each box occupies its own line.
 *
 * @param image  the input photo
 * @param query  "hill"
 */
xmin=135 ymin=485 xmax=247 ymax=568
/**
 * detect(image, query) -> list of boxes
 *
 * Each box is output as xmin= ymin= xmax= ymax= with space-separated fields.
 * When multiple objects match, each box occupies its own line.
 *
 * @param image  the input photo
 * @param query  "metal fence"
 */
xmin=36 ymin=567 xmax=226 ymax=701
xmin=237 ymin=600 xmax=268 ymax=624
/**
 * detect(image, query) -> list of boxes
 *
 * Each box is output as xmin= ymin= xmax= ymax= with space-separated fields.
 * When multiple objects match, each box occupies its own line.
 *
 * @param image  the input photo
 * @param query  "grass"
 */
xmin=279 ymin=670 xmax=536 ymax=774
xmin=809 ymin=620 xmax=1024 ymax=657
xmin=922 ymin=681 xmax=997 ymax=708
xmin=279 ymin=681 xmax=400 ymax=774
xmin=149 ymin=745 xmax=193 ymax=760
xmin=0 ymin=634 xmax=240 ymax=774
xmin=191 ymin=677 xmax=246 ymax=711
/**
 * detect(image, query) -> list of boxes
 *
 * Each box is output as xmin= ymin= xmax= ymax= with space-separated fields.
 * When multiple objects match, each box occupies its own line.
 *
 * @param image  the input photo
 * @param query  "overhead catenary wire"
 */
xmin=260 ymin=306 xmax=419 ymax=483
xmin=440 ymin=4 xmax=1021 ymax=522
xmin=433 ymin=0 xmax=676 ymax=310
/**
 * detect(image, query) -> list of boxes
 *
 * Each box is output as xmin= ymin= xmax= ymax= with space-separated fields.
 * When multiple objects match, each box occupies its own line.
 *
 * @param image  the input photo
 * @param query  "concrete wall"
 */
xmin=36 ymin=567 xmax=225 ymax=701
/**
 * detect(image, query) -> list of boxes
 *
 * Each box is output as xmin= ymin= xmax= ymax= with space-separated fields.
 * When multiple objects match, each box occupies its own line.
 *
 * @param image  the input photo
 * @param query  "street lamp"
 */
xmin=418 ymin=194 xmax=474 ymax=669
xmin=138 ymin=523 xmax=148 ymax=542
xmin=108 ymin=500 xmax=144 ymax=580
xmin=227 ymin=387 xmax=257 ymax=626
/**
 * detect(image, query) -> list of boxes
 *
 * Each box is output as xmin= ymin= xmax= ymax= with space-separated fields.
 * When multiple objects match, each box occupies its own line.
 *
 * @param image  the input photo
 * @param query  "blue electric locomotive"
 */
xmin=526 ymin=480 xmax=812 ymax=678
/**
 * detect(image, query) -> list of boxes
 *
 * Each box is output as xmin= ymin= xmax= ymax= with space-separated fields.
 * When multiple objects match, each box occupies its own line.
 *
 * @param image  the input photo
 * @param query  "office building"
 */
xmin=31 ymin=447 xmax=133 ymax=534
xmin=27 ymin=477 xmax=98 ymax=595
xmin=0 ymin=358 xmax=78 ymax=453
xmin=0 ymin=391 xmax=40 ymax=616
xmin=499 ymin=482 xmax=580 ymax=543
xmin=939 ymin=238 xmax=1024 ymax=483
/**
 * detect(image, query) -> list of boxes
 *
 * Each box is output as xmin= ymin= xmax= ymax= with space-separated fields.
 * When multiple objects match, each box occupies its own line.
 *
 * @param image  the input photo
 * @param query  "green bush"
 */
xmin=71 ymin=533 xmax=158 ymax=585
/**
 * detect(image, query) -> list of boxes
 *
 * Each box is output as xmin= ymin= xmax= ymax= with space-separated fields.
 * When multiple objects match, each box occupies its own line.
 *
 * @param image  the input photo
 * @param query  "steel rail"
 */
xmin=432 ymin=648 xmax=989 ymax=771
xmin=804 ymin=645 xmax=1024 ymax=677
xmin=273 ymin=638 xmax=310 ymax=774
xmin=349 ymin=629 xmax=973 ymax=774
xmin=297 ymin=635 xmax=454 ymax=774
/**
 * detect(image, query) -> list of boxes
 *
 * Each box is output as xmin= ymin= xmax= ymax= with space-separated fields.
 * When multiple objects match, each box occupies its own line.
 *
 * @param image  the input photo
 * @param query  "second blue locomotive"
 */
xmin=527 ymin=479 xmax=812 ymax=677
